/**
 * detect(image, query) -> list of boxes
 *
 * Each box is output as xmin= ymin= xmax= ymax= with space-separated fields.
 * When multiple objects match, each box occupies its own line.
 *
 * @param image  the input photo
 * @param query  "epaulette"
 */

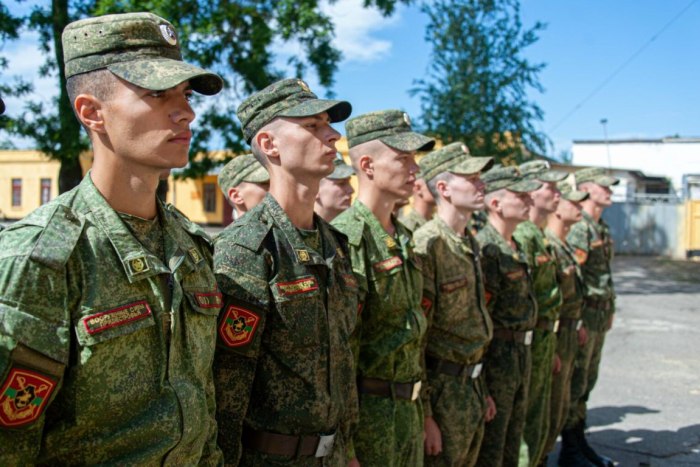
xmin=28 ymin=204 xmax=85 ymax=270
xmin=164 ymin=203 xmax=213 ymax=247
xmin=482 ymin=243 xmax=500 ymax=258
xmin=228 ymin=213 xmax=273 ymax=253
xmin=331 ymin=211 xmax=364 ymax=246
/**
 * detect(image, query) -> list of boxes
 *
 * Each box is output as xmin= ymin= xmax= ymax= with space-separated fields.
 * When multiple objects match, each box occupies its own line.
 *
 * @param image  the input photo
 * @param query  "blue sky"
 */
xmin=2 ymin=0 xmax=700 ymax=158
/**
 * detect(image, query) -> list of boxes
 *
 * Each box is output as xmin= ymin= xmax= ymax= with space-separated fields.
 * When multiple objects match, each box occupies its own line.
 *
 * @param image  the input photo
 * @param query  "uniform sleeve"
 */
xmin=414 ymin=236 xmax=436 ymax=419
xmin=212 ymin=234 xmax=271 ymax=465
xmin=566 ymin=222 xmax=590 ymax=265
xmin=479 ymin=244 xmax=501 ymax=313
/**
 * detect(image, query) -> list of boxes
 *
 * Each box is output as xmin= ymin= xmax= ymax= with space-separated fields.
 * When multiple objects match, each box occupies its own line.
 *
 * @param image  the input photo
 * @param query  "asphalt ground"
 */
xmin=548 ymin=256 xmax=700 ymax=466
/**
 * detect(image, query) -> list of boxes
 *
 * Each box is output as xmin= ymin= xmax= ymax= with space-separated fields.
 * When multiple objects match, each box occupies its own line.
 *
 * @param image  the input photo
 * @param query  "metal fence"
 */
xmin=603 ymin=201 xmax=683 ymax=257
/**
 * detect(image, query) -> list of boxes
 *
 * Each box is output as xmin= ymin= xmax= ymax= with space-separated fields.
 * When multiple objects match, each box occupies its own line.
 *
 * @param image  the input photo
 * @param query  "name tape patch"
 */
xmin=0 ymin=367 xmax=57 ymax=428
xmin=506 ymin=269 xmax=525 ymax=280
xmin=440 ymin=277 xmax=469 ymax=293
xmin=536 ymin=254 xmax=550 ymax=266
xmin=194 ymin=291 xmax=223 ymax=308
xmin=373 ymin=256 xmax=403 ymax=273
xmin=277 ymin=277 xmax=319 ymax=296
xmin=83 ymin=301 xmax=152 ymax=335
xmin=219 ymin=306 xmax=259 ymax=347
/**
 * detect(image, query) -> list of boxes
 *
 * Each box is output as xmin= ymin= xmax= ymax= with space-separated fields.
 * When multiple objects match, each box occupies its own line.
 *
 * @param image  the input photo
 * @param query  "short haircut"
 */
xmin=426 ymin=172 xmax=455 ymax=204
xmin=250 ymin=138 xmax=268 ymax=167
xmin=484 ymin=190 xmax=505 ymax=212
xmin=66 ymin=69 xmax=118 ymax=131
xmin=348 ymin=139 xmax=386 ymax=171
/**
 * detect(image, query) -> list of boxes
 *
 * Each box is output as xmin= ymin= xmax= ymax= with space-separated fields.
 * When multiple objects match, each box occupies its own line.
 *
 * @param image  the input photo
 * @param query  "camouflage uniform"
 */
xmin=218 ymin=154 xmax=270 ymax=197
xmin=400 ymin=208 xmax=430 ymax=233
xmin=0 ymin=175 xmax=222 ymax=465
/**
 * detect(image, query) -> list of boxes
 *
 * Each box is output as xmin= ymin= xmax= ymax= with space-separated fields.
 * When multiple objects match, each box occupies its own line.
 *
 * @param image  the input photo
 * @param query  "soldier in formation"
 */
xmin=219 ymin=154 xmax=270 ymax=221
xmin=314 ymin=156 xmax=356 ymax=223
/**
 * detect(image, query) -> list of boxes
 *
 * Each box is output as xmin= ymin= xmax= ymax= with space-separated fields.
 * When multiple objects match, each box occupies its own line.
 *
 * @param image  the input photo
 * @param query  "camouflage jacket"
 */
xmin=0 ymin=175 xmax=222 ymax=465
xmin=399 ymin=207 xmax=429 ymax=233
xmin=566 ymin=211 xmax=615 ymax=303
xmin=544 ymin=230 xmax=584 ymax=320
xmin=213 ymin=194 xmax=358 ymax=463
xmin=476 ymin=223 xmax=538 ymax=331
xmin=513 ymin=221 xmax=563 ymax=322
xmin=332 ymin=201 xmax=426 ymax=384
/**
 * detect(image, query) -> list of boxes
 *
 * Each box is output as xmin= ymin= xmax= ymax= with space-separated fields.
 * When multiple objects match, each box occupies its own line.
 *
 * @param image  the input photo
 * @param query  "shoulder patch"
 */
xmin=574 ymin=248 xmax=588 ymax=265
xmin=0 ymin=366 xmax=58 ymax=428
xmin=224 ymin=217 xmax=272 ymax=253
xmin=29 ymin=204 xmax=85 ymax=270
xmin=219 ymin=305 xmax=260 ymax=347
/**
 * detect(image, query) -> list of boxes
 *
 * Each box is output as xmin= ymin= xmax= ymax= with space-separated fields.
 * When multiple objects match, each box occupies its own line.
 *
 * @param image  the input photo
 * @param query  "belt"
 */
xmin=426 ymin=355 xmax=483 ymax=379
xmin=559 ymin=317 xmax=583 ymax=331
xmin=242 ymin=426 xmax=336 ymax=458
xmin=536 ymin=318 xmax=560 ymax=333
xmin=358 ymin=377 xmax=422 ymax=401
xmin=492 ymin=328 xmax=533 ymax=346
xmin=585 ymin=298 xmax=611 ymax=310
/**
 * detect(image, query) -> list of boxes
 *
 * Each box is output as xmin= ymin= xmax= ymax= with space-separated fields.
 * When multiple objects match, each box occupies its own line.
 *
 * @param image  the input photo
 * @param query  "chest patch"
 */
xmin=373 ymin=256 xmax=403 ymax=273
xmin=342 ymin=274 xmax=358 ymax=289
xmin=505 ymin=269 xmax=525 ymax=280
xmin=219 ymin=306 xmax=260 ymax=347
xmin=535 ymin=254 xmax=550 ymax=266
xmin=276 ymin=276 xmax=319 ymax=296
xmin=83 ymin=301 xmax=152 ymax=335
xmin=440 ymin=277 xmax=469 ymax=293
xmin=194 ymin=291 xmax=223 ymax=308
xmin=0 ymin=367 xmax=57 ymax=428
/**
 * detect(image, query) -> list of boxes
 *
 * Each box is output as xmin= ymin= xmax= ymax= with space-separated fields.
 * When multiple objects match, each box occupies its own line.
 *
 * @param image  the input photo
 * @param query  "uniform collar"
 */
xmin=481 ymin=222 xmax=524 ymax=262
xmin=353 ymin=200 xmax=409 ymax=260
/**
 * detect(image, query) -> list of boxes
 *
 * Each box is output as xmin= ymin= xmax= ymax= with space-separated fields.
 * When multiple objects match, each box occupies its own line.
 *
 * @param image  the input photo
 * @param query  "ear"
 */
xmin=436 ymin=179 xmax=449 ymax=201
xmin=255 ymin=130 xmax=279 ymax=162
xmin=488 ymin=194 xmax=502 ymax=214
xmin=75 ymin=94 xmax=105 ymax=134
xmin=228 ymin=187 xmax=244 ymax=207
xmin=358 ymin=154 xmax=374 ymax=178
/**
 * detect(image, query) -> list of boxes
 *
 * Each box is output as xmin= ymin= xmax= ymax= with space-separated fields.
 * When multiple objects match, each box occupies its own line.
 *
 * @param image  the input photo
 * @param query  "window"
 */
xmin=11 ymin=178 xmax=21 ymax=207
xmin=203 ymin=183 xmax=217 ymax=213
xmin=40 ymin=178 xmax=52 ymax=205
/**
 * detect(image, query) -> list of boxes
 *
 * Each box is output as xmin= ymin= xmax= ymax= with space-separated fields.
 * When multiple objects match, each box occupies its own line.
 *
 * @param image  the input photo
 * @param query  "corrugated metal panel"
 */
xmin=603 ymin=202 xmax=681 ymax=257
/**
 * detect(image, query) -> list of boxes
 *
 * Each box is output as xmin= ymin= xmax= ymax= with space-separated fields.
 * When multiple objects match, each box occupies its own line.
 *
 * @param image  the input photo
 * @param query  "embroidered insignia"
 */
xmin=296 ymin=249 xmax=311 ymax=262
xmin=506 ymin=269 xmax=525 ymax=280
xmin=159 ymin=24 xmax=177 ymax=45
xmin=0 ymin=368 xmax=57 ymax=427
xmin=194 ymin=291 xmax=223 ymax=308
xmin=277 ymin=276 xmax=319 ymax=296
xmin=574 ymin=249 xmax=588 ymax=265
xmin=591 ymin=240 xmax=603 ymax=248
xmin=219 ymin=306 xmax=259 ymax=347
xmin=298 ymin=80 xmax=311 ymax=92
xmin=420 ymin=296 xmax=432 ymax=314
xmin=188 ymin=248 xmax=203 ymax=264
xmin=128 ymin=257 xmax=149 ymax=274
xmin=536 ymin=254 xmax=550 ymax=266
xmin=384 ymin=236 xmax=397 ymax=248
xmin=440 ymin=277 xmax=469 ymax=293
xmin=373 ymin=256 xmax=403 ymax=273
xmin=342 ymin=274 xmax=358 ymax=289
xmin=83 ymin=301 xmax=152 ymax=335
xmin=485 ymin=290 xmax=493 ymax=305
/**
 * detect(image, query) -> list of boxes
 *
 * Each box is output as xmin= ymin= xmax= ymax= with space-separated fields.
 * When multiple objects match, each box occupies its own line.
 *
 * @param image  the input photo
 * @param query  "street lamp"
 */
xmin=600 ymin=118 xmax=612 ymax=170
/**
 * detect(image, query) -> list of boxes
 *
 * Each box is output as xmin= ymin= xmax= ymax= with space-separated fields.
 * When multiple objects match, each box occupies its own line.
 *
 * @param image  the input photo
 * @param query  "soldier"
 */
xmin=212 ymin=78 xmax=358 ymax=465
xmin=412 ymin=142 xmax=496 ymax=466
xmin=560 ymin=168 xmax=619 ymax=467
xmin=314 ymin=155 xmax=355 ymax=223
xmin=513 ymin=161 xmax=567 ymax=467
xmin=475 ymin=166 xmax=541 ymax=467
xmin=219 ymin=153 xmax=270 ymax=221
xmin=0 ymin=12 xmax=224 ymax=464
xmin=543 ymin=181 xmax=592 ymax=466
xmin=399 ymin=164 xmax=436 ymax=232
xmin=332 ymin=109 xmax=435 ymax=466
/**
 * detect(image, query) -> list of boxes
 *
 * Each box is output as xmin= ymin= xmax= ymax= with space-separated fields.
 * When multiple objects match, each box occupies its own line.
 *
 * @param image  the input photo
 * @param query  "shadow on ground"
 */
xmin=612 ymin=256 xmax=700 ymax=295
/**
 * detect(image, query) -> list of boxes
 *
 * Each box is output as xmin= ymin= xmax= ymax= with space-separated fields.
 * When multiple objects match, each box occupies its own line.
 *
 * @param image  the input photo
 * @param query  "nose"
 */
xmin=408 ymin=156 xmax=419 ymax=175
xmin=171 ymin=96 xmax=195 ymax=125
xmin=327 ymin=125 xmax=341 ymax=144
xmin=345 ymin=183 xmax=355 ymax=196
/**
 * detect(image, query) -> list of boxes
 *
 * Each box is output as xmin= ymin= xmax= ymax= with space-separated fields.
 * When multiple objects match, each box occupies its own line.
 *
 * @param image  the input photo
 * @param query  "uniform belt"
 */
xmin=426 ymin=355 xmax=483 ymax=379
xmin=559 ymin=317 xmax=583 ymax=331
xmin=492 ymin=328 xmax=533 ymax=346
xmin=585 ymin=298 xmax=611 ymax=310
xmin=242 ymin=426 xmax=336 ymax=458
xmin=536 ymin=318 xmax=560 ymax=332
xmin=358 ymin=377 xmax=422 ymax=401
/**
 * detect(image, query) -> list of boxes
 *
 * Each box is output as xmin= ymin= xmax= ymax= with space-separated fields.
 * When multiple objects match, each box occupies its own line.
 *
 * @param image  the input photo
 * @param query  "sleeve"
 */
xmin=566 ymin=222 xmax=590 ymax=265
xmin=414 ymin=237 xmax=436 ymax=419
xmin=479 ymin=244 xmax=501 ymax=314
xmin=212 ymin=234 xmax=271 ymax=465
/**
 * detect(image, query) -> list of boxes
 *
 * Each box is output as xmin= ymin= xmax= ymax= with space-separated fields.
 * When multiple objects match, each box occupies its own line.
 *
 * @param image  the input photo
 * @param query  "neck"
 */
xmin=529 ymin=206 xmax=549 ymax=229
xmin=90 ymin=151 xmax=159 ymax=219
xmin=314 ymin=202 xmax=340 ymax=223
xmin=546 ymin=215 xmax=570 ymax=241
xmin=269 ymin=173 xmax=318 ymax=230
xmin=357 ymin=184 xmax=396 ymax=235
xmin=413 ymin=197 xmax=435 ymax=221
xmin=437 ymin=201 xmax=470 ymax=236
xmin=582 ymin=200 xmax=603 ymax=221
xmin=487 ymin=212 xmax=519 ymax=243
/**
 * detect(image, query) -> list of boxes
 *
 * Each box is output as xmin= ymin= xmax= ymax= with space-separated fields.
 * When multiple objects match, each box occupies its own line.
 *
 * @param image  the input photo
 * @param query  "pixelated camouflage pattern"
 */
xmin=0 ymin=174 xmax=222 ymax=465
xmin=413 ymin=217 xmax=492 ymax=465
xmin=519 ymin=160 xmax=567 ymax=183
xmin=574 ymin=167 xmax=620 ymax=187
xmin=557 ymin=180 xmax=589 ymax=202
xmin=545 ymin=230 xmax=584 ymax=321
xmin=63 ymin=13 xmax=222 ymax=95
xmin=213 ymin=194 xmax=358 ymax=465
xmin=419 ymin=142 xmax=493 ymax=182
xmin=217 ymin=154 xmax=269 ymax=196
xmin=237 ymin=78 xmax=351 ymax=142
xmin=468 ymin=210 xmax=488 ymax=236
xmin=332 ymin=200 xmax=426 ymax=465
xmin=565 ymin=328 xmax=606 ymax=429
xmin=482 ymin=165 xmax=542 ymax=194
xmin=345 ymin=109 xmax=435 ymax=151
xmin=327 ymin=156 xmax=355 ymax=180
xmin=399 ymin=208 xmax=430 ymax=233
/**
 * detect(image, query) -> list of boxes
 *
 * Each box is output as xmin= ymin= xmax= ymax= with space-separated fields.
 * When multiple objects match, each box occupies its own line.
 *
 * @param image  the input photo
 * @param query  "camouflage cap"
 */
xmin=218 ymin=154 xmax=269 ymax=195
xmin=345 ymin=109 xmax=435 ymax=152
xmin=327 ymin=155 xmax=355 ymax=180
xmin=237 ymin=78 xmax=351 ymax=143
xmin=575 ymin=167 xmax=620 ymax=187
xmin=419 ymin=142 xmax=493 ymax=182
xmin=482 ymin=165 xmax=542 ymax=194
xmin=519 ymin=160 xmax=568 ymax=183
xmin=0 ymin=95 xmax=4 ymax=115
xmin=557 ymin=180 xmax=589 ymax=202
xmin=62 ymin=13 xmax=223 ymax=95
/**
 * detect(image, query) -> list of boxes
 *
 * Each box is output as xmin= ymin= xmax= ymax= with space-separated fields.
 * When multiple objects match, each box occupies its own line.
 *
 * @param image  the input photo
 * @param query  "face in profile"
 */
xmin=530 ymin=181 xmax=561 ymax=213
xmin=500 ymin=189 xmax=532 ymax=221
xmin=444 ymin=172 xmax=486 ymax=212
xmin=370 ymin=145 xmax=419 ymax=201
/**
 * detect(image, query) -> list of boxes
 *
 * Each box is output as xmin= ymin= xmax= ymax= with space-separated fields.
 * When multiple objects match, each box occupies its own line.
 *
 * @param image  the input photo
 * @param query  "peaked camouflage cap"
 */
xmin=482 ymin=165 xmax=542 ymax=194
xmin=62 ymin=13 xmax=223 ymax=95
xmin=327 ymin=155 xmax=355 ymax=180
xmin=557 ymin=179 xmax=589 ymax=202
xmin=0 ymin=95 xmax=5 ymax=115
xmin=218 ymin=154 xmax=269 ymax=195
xmin=519 ymin=160 xmax=568 ymax=182
xmin=237 ymin=78 xmax=352 ymax=143
xmin=575 ymin=167 xmax=620 ymax=187
xmin=345 ymin=109 xmax=435 ymax=152
xmin=419 ymin=142 xmax=493 ymax=181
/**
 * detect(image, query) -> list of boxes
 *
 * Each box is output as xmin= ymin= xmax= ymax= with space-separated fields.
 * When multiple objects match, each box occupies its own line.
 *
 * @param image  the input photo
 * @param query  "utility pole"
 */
xmin=600 ymin=118 xmax=612 ymax=170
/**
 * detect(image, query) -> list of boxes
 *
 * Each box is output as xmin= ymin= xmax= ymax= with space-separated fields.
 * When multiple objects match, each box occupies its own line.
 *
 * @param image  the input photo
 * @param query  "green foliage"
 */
xmin=412 ymin=0 xmax=548 ymax=165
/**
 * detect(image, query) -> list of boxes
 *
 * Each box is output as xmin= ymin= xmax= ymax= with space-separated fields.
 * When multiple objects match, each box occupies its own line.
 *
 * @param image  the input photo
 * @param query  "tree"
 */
xmin=412 ymin=0 xmax=547 ymax=165
xmin=0 ymin=0 xmax=410 ymax=193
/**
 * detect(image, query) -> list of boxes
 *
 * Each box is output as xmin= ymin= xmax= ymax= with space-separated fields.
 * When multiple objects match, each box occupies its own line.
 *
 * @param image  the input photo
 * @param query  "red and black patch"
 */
xmin=535 ymin=254 xmax=550 ymax=266
xmin=505 ymin=269 xmax=525 ymax=280
xmin=0 ymin=367 xmax=57 ymax=428
xmin=276 ymin=277 xmax=319 ymax=296
xmin=574 ymin=249 xmax=588 ymax=265
xmin=83 ymin=301 xmax=151 ymax=335
xmin=219 ymin=306 xmax=260 ymax=347
xmin=194 ymin=291 xmax=223 ymax=308
xmin=440 ymin=277 xmax=469 ymax=293
xmin=372 ymin=256 xmax=403 ymax=273
xmin=420 ymin=296 xmax=433 ymax=314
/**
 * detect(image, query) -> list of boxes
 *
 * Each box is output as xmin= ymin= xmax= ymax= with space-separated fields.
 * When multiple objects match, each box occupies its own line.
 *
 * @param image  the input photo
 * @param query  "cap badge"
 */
xmin=403 ymin=112 xmax=411 ymax=126
xmin=159 ymin=24 xmax=177 ymax=46
xmin=461 ymin=144 xmax=468 ymax=154
xmin=298 ymin=80 xmax=311 ymax=92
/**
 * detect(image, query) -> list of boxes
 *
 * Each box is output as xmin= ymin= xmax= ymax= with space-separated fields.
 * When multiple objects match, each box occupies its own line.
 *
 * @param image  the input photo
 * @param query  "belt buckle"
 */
xmin=553 ymin=320 xmax=560 ymax=333
xmin=471 ymin=363 xmax=483 ymax=379
xmin=411 ymin=381 xmax=422 ymax=401
xmin=576 ymin=319 xmax=583 ymax=331
xmin=315 ymin=433 xmax=336 ymax=457
xmin=523 ymin=330 xmax=533 ymax=346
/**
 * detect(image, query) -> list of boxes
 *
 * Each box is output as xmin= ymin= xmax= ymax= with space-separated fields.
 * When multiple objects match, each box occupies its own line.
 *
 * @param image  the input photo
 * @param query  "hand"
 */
xmin=485 ymin=396 xmax=497 ymax=422
xmin=577 ymin=325 xmax=588 ymax=346
xmin=348 ymin=458 xmax=361 ymax=467
xmin=424 ymin=416 xmax=443 ymax=456
xmin=607 ymin=314 xmax=614 ymax=330
xmin=552 ymin=353 xmax=562 ymax=375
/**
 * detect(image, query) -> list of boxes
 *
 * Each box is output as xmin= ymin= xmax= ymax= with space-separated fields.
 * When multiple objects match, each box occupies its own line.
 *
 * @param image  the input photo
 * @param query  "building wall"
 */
xmin=167 ymin=175 xmax=225 ymax=225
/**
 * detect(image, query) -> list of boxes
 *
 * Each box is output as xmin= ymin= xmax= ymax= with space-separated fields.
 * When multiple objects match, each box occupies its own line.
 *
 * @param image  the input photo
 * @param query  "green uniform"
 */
xmin=213 ymin=194 xmax=358 ymax=466
xmin=543 ymin=229 xmax=585 ymax=455
xmin=475 ymin=222 xmax=537 ymax=467
xmin=400 ymin=208 xmax=430 ymax=233
xmin=0 ymin=175 xmax=222 ymax=465
xmin=513 ymin=220 xmax=563 ymax=467
xmin=332 ymin=200 xmax=426 ymax=467
xmin=414 ymin=217 xmax=493 ymax=467
xmin=565 ymin=211 xmax=615 ymax=429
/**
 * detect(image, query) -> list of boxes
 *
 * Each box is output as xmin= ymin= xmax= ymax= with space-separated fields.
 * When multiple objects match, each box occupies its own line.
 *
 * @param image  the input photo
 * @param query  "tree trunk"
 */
xmin=59 ymin=157 xmax=84 ymax=194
